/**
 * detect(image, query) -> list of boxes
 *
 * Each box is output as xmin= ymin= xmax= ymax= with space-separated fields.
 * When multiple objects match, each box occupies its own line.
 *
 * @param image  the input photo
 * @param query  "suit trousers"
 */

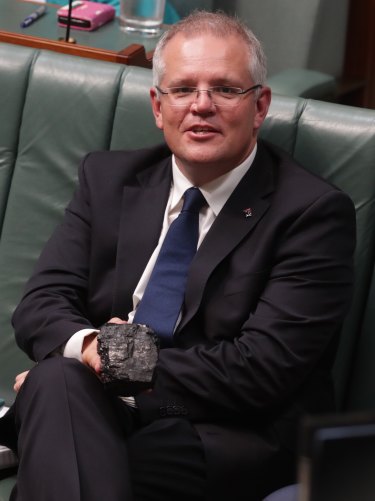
xmin=10 ymin=357 xmax=206 ymax=501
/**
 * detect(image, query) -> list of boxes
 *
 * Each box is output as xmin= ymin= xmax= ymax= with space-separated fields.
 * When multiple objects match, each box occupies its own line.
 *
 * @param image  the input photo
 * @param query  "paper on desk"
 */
xmin=0 ymin=406 xmax=8 ymax=418
xmin=0 ymin=406 xmax=18 ymax=469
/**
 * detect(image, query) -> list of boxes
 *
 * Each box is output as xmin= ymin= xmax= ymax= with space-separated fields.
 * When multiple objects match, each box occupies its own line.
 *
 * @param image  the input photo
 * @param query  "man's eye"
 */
xmin=214 ymin=86 xmax=239 ymax=96
xmin=171 ymin=87 xmax=195 ymax=95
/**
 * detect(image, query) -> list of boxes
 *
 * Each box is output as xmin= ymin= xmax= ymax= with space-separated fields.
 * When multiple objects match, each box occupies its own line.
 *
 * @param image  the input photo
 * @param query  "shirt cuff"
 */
xmin=63 ymin=328 xmax=100 ymax=362
xmin=120 ymin=396 xmax=137 ymax=408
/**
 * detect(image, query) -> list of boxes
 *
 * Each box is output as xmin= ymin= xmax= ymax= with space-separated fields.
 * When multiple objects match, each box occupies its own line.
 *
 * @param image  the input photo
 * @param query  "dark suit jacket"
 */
xmin=12 ymin=140 xmax=356 ymax=499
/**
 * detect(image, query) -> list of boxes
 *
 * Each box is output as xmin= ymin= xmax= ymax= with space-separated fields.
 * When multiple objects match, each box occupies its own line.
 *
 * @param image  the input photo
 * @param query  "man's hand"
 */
xmin=81 ymin=317 xmax=127 ymax=374
xmin=14 ymin=370 xmax=29 ymax=393
xmin=81 ymin=333 xmax=101 ymax=374
xmin=107 ymin=317 xmax=127 ymax=326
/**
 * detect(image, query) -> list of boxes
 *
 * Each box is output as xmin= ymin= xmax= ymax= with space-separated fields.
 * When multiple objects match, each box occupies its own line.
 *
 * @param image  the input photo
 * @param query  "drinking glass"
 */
xmin=120 ymin=0 xmax=166 ymax=35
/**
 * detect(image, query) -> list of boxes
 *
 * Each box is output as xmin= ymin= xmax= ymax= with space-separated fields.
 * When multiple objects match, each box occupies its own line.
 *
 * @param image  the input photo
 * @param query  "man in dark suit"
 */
xmin=5 ymin=10 xmax=355 ymax=501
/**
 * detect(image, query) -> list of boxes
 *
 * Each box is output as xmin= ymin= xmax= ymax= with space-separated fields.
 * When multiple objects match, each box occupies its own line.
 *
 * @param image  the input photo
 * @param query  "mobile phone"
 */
xmin=57 ymin=1 xmax=115 ymax=31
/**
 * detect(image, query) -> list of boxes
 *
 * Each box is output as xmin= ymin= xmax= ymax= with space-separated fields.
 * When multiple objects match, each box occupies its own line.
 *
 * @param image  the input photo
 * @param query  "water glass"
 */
xmin=120 ymin=0 xmax=166 ymax=35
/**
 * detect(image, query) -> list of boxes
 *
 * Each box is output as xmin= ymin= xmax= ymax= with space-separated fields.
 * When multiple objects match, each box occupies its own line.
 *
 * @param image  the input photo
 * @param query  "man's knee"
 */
xmin=16 ymin=357 xmax=99 ymax=410
xmin=22 ymin=357 xmax=83 ymax=390
xmin=14 ymin=357 xmax=108 ymax=430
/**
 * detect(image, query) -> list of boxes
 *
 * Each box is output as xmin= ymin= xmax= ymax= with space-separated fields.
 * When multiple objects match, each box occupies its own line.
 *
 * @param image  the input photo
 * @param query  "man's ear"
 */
xmin=150 ymin=88 xmax=164 ymax=130
xmin=253 ymin=86 xmax=272 ymax=132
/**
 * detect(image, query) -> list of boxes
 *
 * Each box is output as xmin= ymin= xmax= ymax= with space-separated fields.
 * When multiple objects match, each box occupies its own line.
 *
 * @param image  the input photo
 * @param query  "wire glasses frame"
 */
xmin=155 ymin=84 xmax=262 ymax=107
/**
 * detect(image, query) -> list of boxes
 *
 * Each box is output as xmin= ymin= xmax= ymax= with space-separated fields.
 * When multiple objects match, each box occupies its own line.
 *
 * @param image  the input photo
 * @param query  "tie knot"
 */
xmin=182 ymin=187 xmax=206 ymax=214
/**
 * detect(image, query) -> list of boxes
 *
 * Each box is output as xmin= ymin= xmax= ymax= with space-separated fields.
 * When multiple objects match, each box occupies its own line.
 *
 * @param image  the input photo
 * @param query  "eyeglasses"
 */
xmin=155 ymin=84 xmax=262 ymax=107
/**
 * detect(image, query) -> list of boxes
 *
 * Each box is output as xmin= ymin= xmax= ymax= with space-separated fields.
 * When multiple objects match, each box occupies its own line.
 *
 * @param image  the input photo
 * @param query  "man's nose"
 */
xmin=191 ymin=90 xmax=215 ymax=111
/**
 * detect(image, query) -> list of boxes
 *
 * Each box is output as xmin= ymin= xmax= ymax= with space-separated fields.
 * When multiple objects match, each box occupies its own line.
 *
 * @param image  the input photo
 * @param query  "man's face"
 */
xmin=151 ymin=33 xmax=271 ymax=184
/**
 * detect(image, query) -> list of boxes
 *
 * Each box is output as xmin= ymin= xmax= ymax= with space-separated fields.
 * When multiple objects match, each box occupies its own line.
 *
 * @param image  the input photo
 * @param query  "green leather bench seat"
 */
xmin=0 ymin=42 xmax=374 ymax=498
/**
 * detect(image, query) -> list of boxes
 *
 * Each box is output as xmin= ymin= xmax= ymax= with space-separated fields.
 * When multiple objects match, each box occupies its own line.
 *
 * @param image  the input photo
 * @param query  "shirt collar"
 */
xmin=171 ymin=144 xmax=257 ymax=216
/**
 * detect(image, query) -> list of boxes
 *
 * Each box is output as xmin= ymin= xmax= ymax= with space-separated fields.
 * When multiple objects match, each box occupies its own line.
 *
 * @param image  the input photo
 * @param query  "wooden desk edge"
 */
xmin=0 ymin=30 xmax=152 ymax=68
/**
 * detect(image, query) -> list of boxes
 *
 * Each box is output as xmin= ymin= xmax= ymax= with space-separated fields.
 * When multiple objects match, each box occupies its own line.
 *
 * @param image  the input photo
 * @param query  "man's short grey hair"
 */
xmin=152 ymin=10 xmax=267 ymax=88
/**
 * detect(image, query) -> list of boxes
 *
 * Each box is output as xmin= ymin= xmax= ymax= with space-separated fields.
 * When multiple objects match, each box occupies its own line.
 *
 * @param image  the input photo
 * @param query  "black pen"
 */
xmin=20 ymin=5 xmax=47 ymax=28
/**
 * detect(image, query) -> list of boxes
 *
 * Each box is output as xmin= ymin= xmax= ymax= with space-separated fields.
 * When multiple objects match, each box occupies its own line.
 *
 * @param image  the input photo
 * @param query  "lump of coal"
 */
xmin=97 ymin=323 xmax=159 ymax=396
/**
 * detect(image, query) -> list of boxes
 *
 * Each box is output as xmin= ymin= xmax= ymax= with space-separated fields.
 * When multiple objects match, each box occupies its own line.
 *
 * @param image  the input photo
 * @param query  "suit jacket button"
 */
xmin=159 ymin=406 xmax=167 ymax=417
xmin=172 ymin=405 xmax=180 ymax=415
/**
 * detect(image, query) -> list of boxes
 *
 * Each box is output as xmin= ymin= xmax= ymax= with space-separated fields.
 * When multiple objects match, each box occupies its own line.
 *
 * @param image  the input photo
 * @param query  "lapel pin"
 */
xmin=243 ymin=208 xmax=253 ymax=218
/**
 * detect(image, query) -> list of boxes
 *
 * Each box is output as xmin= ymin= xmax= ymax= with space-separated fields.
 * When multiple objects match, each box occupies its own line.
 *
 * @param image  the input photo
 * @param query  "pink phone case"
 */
xmin=57 ymin=1 xmax=116 ymax=31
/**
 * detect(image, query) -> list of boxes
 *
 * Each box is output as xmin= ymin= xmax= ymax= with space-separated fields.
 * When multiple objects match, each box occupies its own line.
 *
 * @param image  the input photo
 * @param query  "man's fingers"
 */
xmin=81 ymin=335 xmax=102 ymax=374
xmin=14 ymin=370 xmax=30 ymax=393
xmin=108 ymin=317 xmax=127 ymax=324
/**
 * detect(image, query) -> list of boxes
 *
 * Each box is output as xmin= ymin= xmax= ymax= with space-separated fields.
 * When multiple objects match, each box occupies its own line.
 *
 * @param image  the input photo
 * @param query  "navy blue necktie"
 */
xmin=133 ymin=187 xmax=206 ymax=346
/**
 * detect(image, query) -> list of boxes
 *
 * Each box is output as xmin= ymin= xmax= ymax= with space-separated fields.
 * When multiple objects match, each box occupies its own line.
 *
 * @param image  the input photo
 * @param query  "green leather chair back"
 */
xmin=0 ymin=45 xmax=35 ymax=233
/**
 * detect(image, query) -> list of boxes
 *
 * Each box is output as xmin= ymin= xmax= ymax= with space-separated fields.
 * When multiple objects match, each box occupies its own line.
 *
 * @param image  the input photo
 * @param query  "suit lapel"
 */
xmin=179 ymin=143 xmax=276 ymax=330
xmin=111 ymin=157 xmax=172 ymax=317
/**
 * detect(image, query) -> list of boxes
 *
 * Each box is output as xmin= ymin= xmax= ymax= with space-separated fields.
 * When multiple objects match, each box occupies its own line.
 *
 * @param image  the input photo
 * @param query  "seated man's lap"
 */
xmin=14 ymin=357 xmax=206 ymax=501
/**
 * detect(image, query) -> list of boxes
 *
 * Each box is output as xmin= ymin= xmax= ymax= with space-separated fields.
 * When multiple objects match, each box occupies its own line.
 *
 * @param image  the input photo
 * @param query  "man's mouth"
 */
xmin=188 ymin=125 xmax=218 ymax=135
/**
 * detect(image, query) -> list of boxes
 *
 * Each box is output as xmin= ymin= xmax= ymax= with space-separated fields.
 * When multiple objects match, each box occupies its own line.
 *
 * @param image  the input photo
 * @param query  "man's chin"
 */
xmin=181 ymin=156 xmax=221 ymax=171
xmin=180 ymin=144 xmax=223 ymax=167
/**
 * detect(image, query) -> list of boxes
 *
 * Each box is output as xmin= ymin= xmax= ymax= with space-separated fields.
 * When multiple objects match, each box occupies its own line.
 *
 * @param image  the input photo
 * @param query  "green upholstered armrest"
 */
xmin=267 ymin=68 xmax=336 ymax=100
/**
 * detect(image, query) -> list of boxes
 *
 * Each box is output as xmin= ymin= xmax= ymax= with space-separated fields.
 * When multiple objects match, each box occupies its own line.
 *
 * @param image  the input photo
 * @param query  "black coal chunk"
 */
xmin=97 ymin=323 xmax=159 ymax=396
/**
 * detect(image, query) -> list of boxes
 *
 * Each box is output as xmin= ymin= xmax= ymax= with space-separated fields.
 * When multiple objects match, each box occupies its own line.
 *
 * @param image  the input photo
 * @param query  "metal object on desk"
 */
xmin=58 ymin=0 xmax=77 ymax=43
